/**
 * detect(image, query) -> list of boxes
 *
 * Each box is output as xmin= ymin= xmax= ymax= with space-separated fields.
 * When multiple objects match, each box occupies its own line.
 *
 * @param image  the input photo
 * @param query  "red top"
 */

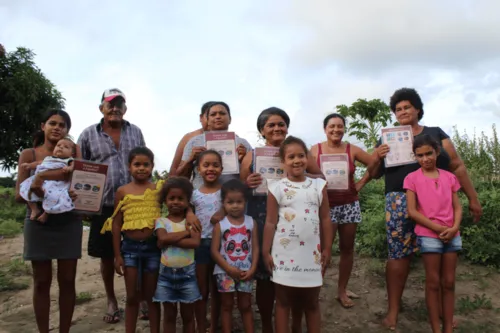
xmin=316 ymin=143 xmax=359 ymax=206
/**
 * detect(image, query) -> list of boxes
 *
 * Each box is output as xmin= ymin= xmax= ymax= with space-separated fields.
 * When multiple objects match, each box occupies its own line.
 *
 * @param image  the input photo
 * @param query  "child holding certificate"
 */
xmin=404 ymin=135 xmax=462 ymax=333
xmin=100 ymin=147 xmax=163 ymax=333
xmin=262 ymin=136 xmax=333 ymax=333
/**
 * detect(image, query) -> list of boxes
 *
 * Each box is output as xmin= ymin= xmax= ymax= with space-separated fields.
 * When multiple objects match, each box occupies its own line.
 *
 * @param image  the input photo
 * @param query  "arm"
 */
xmin=15 ymin=149 xmax=35 ymax=203
xmin=442 ymin=138 xmax=482 ymax=222
xmin=157 ymin=228 xmax=190 ymax=247
xmin=175 ymin=228 xmax=201 ymax=249
xmin=112 ymin=189 xmax=125 ymax=260
xmin=352 ymin=145 xmax=375 ymax=191
xmin=169 ymin=133 xmax=191 ymax=176
xmin=406 ymin=190 xmax=447 ymax=234
xmin=211 ymin=223 xmax=241 ymax=278
xmin=319 ymin=186 xmax=333 ymax=275
xmin=305 ymin=152 xmax=325 ymax=179
xmin=240 ymin=151 xmax=253 ymax=184
xmin=250 ymin=221 xmax=260 ymax=273
xmin=262 ymin=192 xmax=279 ymax=273
xmin=439 ymin=192 xmax=463 ymax=242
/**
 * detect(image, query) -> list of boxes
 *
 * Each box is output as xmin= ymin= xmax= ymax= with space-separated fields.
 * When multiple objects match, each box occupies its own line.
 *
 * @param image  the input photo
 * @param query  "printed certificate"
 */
xmin=70 ymin=160 xmax=108 ymax=214
xmin=205 ymin=131 xmax=239 ymax=174
xmin=253 ymin=147 xmax=285 ymax=195
xmin=320 ymin=154 xmax=349 ymax=190
xmin=381 ymin=125 xmax=416 ymax=167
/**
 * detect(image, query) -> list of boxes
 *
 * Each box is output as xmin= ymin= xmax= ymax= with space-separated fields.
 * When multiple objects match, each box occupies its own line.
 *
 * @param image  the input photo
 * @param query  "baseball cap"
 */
xmin=101 ymin=88 xmax=126 ymax=103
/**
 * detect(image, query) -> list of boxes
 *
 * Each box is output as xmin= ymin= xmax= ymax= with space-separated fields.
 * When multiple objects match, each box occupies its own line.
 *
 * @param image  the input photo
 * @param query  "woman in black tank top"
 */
xmin=367 ymin=88 xmax=482 ymax=330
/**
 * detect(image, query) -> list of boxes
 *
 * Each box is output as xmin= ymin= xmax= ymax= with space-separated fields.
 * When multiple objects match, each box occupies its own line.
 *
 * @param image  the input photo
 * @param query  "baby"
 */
xmin=20 ymin=138 xmax=76 ymax=222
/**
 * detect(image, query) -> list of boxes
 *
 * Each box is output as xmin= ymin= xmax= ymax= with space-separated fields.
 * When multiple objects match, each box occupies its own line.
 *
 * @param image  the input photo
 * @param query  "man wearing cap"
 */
xmin=78 ymin=88 xmax=145 ymax=324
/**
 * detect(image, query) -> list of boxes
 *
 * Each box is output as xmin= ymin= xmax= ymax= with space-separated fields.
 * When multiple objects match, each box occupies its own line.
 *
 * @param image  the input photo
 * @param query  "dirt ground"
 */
xmin=0 ymin=231 xmax=499 ymax=333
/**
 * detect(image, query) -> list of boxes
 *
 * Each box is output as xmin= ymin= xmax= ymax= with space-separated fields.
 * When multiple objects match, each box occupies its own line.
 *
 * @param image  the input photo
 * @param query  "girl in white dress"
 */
xmin=262 ymin=136 xmax=333 ymax=333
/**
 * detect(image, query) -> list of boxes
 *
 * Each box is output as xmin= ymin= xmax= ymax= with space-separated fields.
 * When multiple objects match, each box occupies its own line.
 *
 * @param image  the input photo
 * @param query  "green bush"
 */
xmin=0 ymin=219 xmax=22 ymax=237
xmin=0 ymin=187 xmax=25 ymax=222
xmin=460 ymin=181 xmax=500 ymax=266
xmin=357 ymin=180 xmax=387 ymax=258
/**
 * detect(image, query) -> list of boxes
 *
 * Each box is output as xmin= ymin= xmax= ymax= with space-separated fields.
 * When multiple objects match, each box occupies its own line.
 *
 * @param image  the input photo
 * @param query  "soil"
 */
xmin=0 ymin=231 xmax=499 ymax=333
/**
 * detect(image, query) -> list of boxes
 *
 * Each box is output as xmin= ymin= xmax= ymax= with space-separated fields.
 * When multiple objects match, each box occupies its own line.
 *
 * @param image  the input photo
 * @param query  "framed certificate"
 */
xmin=381 ymin=125 xmax=416 ymax=168
xmin=69 ymin=160 xmax=108 ymax=214
xmin=319 ymin=154 xmax=349 ymax=190
xmin=205 ymin=131 xmax=239 ymax=174
xmin=253 ymin=147 xmax=285 ymax=195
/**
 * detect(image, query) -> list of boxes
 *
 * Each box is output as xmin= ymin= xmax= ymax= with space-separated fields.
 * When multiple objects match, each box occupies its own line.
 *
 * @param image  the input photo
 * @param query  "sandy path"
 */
xmin=1 ymin=231 xmax=500 ymax=333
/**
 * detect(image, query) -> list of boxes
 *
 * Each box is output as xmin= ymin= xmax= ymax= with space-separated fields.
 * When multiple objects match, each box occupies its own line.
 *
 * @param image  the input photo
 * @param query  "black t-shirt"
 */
xmin=376 ymin=126 xmax=451 ymax=193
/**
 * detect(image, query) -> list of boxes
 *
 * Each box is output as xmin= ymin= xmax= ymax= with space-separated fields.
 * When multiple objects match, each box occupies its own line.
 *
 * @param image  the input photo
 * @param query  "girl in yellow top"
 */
xmin=100 ymin=147 xmax=163 ymax=333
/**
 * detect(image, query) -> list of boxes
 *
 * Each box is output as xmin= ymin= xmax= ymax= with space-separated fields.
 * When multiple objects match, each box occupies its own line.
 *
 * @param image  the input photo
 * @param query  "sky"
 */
xmin=1 ymin=0 xmax=499 ymax=175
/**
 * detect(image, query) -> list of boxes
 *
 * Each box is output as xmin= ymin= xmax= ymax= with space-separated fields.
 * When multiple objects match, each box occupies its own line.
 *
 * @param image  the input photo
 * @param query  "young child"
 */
xmin=100 ymin=147 xmax=162 ymax=333
xmin=404 ymin=135 xmax=462 ymax=333
xmin=19 ymin=137 xmax=76 ymax=222
xmin=191 ymin=150 xmax=223 ymax=333
xmin=153 ymin=177 xmax=202 ymax=333
xmin=262 ymin=136 xmax=333 ymax=333
xmin=211 ymin=179 xmax=258 ymax=333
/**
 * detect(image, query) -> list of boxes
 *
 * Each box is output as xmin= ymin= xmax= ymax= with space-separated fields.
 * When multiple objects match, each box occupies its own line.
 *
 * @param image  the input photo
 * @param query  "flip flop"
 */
xmin=346 ymin=290 xmax=360 ymax=299
xmin=103 ymin=309 xmax=121 ymax=324
xmin=139 ymin=307 xmax=149 ymax=320
xmin=336 ymin=296 xmax=355 ymax=309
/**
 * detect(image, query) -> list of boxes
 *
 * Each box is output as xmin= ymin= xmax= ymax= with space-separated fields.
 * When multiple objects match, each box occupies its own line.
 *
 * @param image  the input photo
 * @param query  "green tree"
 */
xmin=152 ymin=170 xmax=169 ymax=182
xmin=0 ymin=46 xmax=64 ymax=170
xmin=335 ymin=98 xmax=396 ymax=149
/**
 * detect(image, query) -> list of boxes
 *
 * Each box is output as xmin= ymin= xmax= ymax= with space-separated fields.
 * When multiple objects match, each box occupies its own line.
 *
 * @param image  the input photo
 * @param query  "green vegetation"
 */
xmin=75 ymin=291 xmax=93 ymax=305
xmin=0 ymin=258 xmax=31 ymax=292
xmin=355 ymin=125 xmax=500 ymax=268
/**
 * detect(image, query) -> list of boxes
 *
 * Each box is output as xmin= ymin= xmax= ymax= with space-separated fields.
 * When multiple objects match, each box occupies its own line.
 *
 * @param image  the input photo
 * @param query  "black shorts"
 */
xmin=87 ymin=206 xmax=115 ymax=259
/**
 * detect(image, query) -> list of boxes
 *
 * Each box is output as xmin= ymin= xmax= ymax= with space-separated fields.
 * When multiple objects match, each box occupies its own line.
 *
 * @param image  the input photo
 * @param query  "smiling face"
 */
xmin=53 ymin=139 xmax=75 ymax=158
xmin=129 ymin=154 xmax=154 ymax=182
xmin=100 ymin=97 xmax=126 ymax=127
xmin=42 ymin=115 xmax=69 ymax=144
xmin=261 ymin=115 xmax=288 ymax=146
xmin=207 ymin=104 xmax=230 ymax=131
xmin=165 ymin=187 xmax=189 ymax=215
xmin=394 ymin=100 xmax=420 ymax=126
xmin=324 ymin=116 xmax=345 ymax=143
xmin=282 ymin=143 xmax=308 ymax=178
xmin=414 ymin=144 xmax=439 ymax=171
xmin=198 ymin=152 xmax=223 ymax=184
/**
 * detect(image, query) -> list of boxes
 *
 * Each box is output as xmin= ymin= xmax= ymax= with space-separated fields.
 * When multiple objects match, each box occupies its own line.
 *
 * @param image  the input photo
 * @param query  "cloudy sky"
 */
xmin=1 ymin=0 xmax=499 ymax=174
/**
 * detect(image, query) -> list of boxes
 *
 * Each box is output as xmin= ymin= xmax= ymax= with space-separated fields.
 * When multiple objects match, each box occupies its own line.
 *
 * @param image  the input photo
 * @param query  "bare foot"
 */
xmin=37 ymin=212 xmax=48 ymax=223
xmin=382 ymin=317 xmax=396 ymax=331
xmin=29 ymin=206 xmax=41 ymax=221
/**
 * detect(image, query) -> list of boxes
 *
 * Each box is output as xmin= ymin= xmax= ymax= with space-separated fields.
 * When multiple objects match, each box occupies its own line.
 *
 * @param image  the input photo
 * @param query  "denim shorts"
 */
xmin=153 ymin=262 xmax=202 ymax=304
xmin=215 ymin=273 xmax=253 ymax=293
xmin=121 ymin=236 xmax=161 ymax=273
xmin=194 ymin=238 xmax=213 ymax=265
xmin=418 ymin=236 xmax=462 ymax=254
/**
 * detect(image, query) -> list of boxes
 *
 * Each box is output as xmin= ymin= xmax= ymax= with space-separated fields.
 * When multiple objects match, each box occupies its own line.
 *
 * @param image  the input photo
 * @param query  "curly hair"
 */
xmin=158 ymin=176 xmax=194 ymax=205
xmin=390 ymin=87 xmax=424 ymax=120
